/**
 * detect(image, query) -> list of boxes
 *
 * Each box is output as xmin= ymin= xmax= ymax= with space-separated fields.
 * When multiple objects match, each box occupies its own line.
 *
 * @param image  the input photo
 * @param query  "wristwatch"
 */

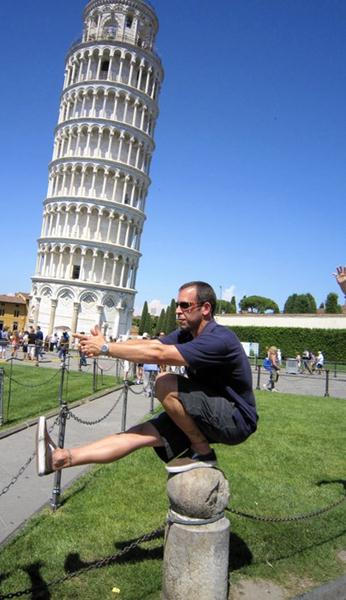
xmin=100 ymin=343 xmax=109 ymax=355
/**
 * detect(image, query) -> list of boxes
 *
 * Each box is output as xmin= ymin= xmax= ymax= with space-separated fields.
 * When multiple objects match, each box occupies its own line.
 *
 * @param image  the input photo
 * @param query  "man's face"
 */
xmin=176 ymin=286 xmax=204 ymax=332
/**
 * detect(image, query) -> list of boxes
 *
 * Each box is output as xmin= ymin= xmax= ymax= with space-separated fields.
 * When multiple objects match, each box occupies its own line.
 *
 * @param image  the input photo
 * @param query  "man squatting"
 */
xmin=37 ymin=281 xmax=258 ymax=475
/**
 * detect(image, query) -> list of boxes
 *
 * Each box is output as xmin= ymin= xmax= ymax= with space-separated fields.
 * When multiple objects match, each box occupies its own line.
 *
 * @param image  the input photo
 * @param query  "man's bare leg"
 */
xmin=155 ymin=373 xmax=211 ymax=455
xmin=52 ymin=422 xmax=164 ymax=471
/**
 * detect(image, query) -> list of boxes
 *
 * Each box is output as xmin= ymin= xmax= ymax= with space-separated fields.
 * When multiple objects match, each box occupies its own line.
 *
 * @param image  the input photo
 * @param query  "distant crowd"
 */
xmin=0 ymin=326 xmax=71 ymax=366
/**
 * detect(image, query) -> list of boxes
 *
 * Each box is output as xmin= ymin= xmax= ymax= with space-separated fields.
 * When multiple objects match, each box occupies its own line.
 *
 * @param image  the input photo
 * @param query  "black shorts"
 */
xmin=149 ymin=375 xmax=252 ymax=463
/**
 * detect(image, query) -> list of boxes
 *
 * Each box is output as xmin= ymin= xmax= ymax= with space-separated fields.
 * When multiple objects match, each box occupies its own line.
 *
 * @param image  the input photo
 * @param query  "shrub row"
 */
xmin=229 ymin=325 xmax=346 ymax=362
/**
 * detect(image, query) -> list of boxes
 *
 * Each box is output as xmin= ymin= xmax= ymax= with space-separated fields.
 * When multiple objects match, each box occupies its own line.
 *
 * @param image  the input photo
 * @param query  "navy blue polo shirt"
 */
xmin=160 ymin=320 xmax=258 ymax=431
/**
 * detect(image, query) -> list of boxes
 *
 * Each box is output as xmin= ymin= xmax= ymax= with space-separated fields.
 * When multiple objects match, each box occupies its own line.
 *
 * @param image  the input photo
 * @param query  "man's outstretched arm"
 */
xmin=74 ymin=326 xmax=186 ymax=366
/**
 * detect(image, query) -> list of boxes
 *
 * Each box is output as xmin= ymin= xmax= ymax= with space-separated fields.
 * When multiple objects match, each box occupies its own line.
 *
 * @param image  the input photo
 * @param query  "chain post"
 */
xmin=58 ymin=354 xmax=66 ymax=405
xmin=324 ymin=369 xmax=330 ymax=397
xmin=149 ymin=372 xmax=155 ymax=413
xmin=93 ymin=358 xmax=97 ymax=392
xmin=256 ymin=364 xmax=261 ymax=390
xmin=6 ymin=357 xmax=14 ymax=423
xmin=0 ymin=367 xmax=4 ymax=426
xmin=121 ymin=380 xmax=129 ymax=431
xmin=51 ymin=404 xmax=68 ymax=512
xmin=115 ymin=358 xmax=120 ymax=379
xmin=334 ymin=362 xmax=337 ymax=378
xmin=51 ymin=358 xmax=68 ymax=511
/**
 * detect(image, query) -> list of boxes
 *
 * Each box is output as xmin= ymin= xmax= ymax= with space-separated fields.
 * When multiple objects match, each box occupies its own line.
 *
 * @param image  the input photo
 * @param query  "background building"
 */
xmin=28 ymin=0 xmax=163 ymax=338
xmin=0 ymin=294 xmax=29 ymax=333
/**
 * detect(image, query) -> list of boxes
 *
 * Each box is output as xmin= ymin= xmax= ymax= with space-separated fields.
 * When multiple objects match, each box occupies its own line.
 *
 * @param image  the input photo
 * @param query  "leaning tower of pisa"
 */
xmin=28 ymin=0 xmax=163 ymax=339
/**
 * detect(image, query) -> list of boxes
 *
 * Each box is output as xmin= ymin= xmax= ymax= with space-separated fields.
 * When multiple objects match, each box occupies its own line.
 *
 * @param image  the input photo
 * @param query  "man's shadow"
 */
xmin=64 ymin=528 xmax=252 ymax=575
xmin=22 ymin=561 xmax=51 ymax=600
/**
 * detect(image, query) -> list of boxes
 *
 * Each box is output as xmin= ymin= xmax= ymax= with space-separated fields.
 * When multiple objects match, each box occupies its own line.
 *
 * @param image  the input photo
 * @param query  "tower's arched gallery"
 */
xmin=28 ymin=0 xmax=163 ymax=338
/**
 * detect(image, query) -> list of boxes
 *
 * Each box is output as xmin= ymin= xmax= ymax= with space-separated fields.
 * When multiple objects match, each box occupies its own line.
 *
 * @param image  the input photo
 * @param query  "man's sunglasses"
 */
xmin=175 ymin=301 xmax=203 ymax=310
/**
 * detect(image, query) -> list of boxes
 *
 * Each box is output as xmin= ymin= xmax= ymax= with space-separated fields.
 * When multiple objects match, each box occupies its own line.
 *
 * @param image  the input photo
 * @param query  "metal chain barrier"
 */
xmin=226 ymin=489 xmax=346 ymax=523
xmin=96 ymin=358 xmax=118 ymax=373
xmin=0 ymin=453 xmax=36 ymax=499
xmin=3 ymin=369 xmax=60 ymax=389
xmin=0 ymin=418 xmax=59 ymax=498
xmin=2 ymin=486 xmax=346 ymax=598
xmin=0 ymin=524 xmax=165 ymax=599
xmin=127 ymin=383 xmax=145 ymax=396
xmin=67 ymin=387 xmax=125 ymax=426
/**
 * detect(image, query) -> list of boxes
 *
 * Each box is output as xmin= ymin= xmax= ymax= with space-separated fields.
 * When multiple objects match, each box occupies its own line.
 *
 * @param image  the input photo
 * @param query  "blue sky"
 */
xmin=1 ymin=0 xmax=345 ymax=313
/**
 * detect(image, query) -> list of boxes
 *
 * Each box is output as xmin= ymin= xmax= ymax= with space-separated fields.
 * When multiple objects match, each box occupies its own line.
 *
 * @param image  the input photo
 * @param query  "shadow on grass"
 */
xmin=0 ymin=572 xmax=9 ymax=586
xmin=63 ymin=529 xmax=253 ymax=577
xmin=64 ymin=529 xmax=164 ymax=574
xmin=318 ymin=478 xmax=346 ymax=493
xmin=22 ymin=561 xmax=51 ymax=600
xmin=251 ymin=479 xmax=346 ymax=566
xmin=229 ymin=532 xmax=253 ymax=570
xmin=259 ymin=526 xmax=346 ymax=567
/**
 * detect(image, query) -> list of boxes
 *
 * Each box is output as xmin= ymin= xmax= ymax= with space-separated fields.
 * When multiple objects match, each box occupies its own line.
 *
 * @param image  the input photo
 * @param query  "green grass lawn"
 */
xmin=0 ymin=391 xmax=345 ymax=599
xmin=0 ymin=363 xmax=120 ymax=429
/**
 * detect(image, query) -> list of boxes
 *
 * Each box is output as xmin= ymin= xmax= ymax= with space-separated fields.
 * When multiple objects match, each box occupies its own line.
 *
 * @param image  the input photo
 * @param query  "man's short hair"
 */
xmin=179 ymin=281 xmax=217 ymax=316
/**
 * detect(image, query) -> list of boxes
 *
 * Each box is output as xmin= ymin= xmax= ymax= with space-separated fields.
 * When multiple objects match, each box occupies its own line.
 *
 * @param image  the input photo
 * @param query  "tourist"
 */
xmin=263 ymin=346 xmax=280 ymax=392
xmin=22 ymin=330 xmax=29 ymax=360
xmin=27 ymin=327 xmax=36 ymax=361
xmin=36 ymin=281 xmax=258 ymax=477
xmin=10 ymin=331 xmax=20 ymax=359
xmin=315 ymin=351 xmax=324 ymax=374
xmin=58 ymin=331 xmax=69 ymax=365
xmin=0 ymin=327 xmax=9 ymax=360
xmin=35 ymin=326 xmax=44 ymax=366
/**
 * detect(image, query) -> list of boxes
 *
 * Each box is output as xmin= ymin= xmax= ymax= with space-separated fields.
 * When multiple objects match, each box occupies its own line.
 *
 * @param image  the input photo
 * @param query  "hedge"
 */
xmin=229 ymin=326 xmax=346 ymax=362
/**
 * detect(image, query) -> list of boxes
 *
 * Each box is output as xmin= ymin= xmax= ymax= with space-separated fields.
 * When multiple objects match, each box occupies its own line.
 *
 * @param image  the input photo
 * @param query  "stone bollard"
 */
xmin=162 ymin=467 xmax=230 ymax=600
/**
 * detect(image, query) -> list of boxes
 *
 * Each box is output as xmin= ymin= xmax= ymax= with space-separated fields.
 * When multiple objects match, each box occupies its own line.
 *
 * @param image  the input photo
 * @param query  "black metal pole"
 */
xmin=121 ymin=380 xmax=129 ymax=432
xmin=6 ymin=357 xmax=14 ymax=423
xmin=324 ymin=369 xmax=330 ymax=398
xmin=334 ymin=362 xmax=337 ymax=378
xmin=93 ymin=358 xmax=97 ymax=392
xmin=256 ymin=365 xmax=261 ymax=391
xmin=149 ymin=372 xmax=155 ymax=414
xmin=0 ymin=368 xmax=4 ymax=426
xmin=51 ymin=358 xmax=68 ymax=511
xmin=51 ymin=403 xmax=68 ymax=511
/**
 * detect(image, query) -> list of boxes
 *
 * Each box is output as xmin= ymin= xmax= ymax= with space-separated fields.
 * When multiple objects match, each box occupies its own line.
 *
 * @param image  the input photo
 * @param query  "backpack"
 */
xmin=263 ymin=357 xmax=272 ymax=370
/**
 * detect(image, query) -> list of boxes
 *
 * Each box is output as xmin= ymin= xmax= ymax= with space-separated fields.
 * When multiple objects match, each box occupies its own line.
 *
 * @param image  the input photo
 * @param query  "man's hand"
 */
xmin=73 ymin=325 xmax=105 ymax=357
xmin=333 ymin=266 xmax=346 ymax=295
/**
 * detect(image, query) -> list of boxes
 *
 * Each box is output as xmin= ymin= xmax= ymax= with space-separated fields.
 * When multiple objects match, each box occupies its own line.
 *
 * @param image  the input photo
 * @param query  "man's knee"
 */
xmin=155 ymin=372 xmax=179 ymax=402
xmin=126 ymin=421 xmax=164 ymax=447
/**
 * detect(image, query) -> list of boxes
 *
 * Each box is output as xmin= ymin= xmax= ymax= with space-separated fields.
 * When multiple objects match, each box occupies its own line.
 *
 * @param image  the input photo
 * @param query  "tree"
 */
xmin=156 ymin=308 xmax=166 ymax=335
xmin=229 ymin=296 xmax=237 ymax=313
xmin=294 ymin=295 xmax=311 ymax=313
xmin=216 ymin=299 xmax=232 ymax=314
xmin=165 ymin=298 xmax=177 ymax=333
xmin=284 ymin=293 xmax=317 ymax=314
xmin=325 ymin=292 xmax=342 ymax=314
xmin=306 ymin=293 xmax=317 ymax=313
xmin=143 ymin=311 xmax=153 ymax=336
xmin=239 ymin=295 xmax=279 ymax=314
xmin=283 ymin=294 xmax=297 ymax=313
xmin=139 ymin=301 xmax=149 ymax=335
